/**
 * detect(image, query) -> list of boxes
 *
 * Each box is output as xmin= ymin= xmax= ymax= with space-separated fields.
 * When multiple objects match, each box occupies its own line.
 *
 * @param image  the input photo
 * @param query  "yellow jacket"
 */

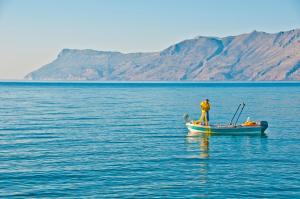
xmin=201 ymin=101 xmax=210 ymax=112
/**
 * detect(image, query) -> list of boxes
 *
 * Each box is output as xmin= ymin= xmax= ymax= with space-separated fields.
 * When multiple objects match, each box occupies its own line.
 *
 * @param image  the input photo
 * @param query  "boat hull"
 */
xmin=186 ymin=121 xmax=268 ymax=135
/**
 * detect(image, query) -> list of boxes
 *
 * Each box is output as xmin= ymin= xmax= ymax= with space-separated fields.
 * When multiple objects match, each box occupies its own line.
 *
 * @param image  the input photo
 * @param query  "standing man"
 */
xmin=199 ymin=99 xmax=210 ymax=126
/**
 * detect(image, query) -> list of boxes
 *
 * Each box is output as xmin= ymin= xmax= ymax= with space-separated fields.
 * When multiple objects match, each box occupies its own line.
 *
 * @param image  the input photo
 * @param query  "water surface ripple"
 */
xmin=0 ymin=82 xmax=299 ymax=198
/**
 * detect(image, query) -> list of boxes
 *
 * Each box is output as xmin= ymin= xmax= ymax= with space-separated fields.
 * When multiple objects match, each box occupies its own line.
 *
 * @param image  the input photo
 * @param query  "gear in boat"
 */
xmin=184 ymin=103 xmax=268 ymax=135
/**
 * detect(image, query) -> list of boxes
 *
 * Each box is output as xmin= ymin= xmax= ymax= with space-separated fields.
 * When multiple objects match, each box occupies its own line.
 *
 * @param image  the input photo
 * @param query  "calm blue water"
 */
xmin=0 ymin=82 xmax=300 ymax=198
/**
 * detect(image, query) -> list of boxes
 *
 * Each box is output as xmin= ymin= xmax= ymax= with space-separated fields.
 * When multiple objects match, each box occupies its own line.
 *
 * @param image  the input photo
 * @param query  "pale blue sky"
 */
xmin=0 ymin=0 xmax=299 ymax=79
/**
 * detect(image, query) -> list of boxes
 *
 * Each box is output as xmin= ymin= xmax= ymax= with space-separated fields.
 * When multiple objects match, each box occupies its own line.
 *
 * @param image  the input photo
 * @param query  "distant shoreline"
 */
xmin=1 ymin=81 xmax=300 ymax=87
xmin=1 ymin=80 xmax=300 ymax=83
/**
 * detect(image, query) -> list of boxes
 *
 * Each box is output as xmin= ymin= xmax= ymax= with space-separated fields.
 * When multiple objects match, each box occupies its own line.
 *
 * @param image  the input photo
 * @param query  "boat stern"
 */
xmin=260 ymin=121 xmax=268 ymax=133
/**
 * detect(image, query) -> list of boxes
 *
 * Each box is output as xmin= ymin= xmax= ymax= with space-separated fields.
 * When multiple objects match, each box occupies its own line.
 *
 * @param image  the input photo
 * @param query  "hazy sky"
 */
xmin=0 ymin=0 xmax=299 ymax=79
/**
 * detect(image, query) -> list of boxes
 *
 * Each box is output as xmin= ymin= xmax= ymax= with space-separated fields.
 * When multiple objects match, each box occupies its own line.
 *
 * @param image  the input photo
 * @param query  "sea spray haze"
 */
xmin=25 ymin=29 xmax=300 ymax=81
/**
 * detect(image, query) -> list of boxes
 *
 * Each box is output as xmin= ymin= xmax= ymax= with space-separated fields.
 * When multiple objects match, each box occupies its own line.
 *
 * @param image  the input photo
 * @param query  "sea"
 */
xmin=0 ymin=82 xmax=299 ymax=198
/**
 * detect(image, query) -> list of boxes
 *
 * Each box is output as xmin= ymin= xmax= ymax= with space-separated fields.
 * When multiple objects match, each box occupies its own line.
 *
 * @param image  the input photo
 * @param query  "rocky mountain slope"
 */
xmin=25 ymin=29 xmax=300 ymax=81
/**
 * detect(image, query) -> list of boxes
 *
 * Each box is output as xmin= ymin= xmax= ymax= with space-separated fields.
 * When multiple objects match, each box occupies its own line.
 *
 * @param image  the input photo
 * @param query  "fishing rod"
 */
xmin=234 ymin=102 xmax=246 ymax=126
xmin=229 ymin=103 xmax=241 ymax=125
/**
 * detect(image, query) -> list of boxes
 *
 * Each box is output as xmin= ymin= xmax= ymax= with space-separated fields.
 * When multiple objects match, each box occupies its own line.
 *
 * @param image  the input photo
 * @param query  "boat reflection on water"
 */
xmin=186 ymin=131 xmax=268 ymax=191
xmin=186 ymin=131 xmax=210 ymax=188
xmin=186 ymin=130 xmax=268 ymax=160
xmin=186 ymin=131 xmax=211 ymax=159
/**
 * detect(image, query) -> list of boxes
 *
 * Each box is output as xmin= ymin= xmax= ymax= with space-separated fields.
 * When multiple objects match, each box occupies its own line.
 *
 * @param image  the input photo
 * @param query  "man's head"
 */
xmin=206 ymin=99 xmax=209 ymax=102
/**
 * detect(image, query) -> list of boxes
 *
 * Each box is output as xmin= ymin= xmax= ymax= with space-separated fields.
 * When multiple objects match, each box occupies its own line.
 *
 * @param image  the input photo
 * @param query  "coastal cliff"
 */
xmin=25 ymin=29 xmax=300 ymax=81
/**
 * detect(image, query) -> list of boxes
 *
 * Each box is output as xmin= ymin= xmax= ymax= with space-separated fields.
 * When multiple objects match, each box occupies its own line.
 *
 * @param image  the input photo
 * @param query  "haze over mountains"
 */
xmin=25 ymin=29 xmax=300 ymax=81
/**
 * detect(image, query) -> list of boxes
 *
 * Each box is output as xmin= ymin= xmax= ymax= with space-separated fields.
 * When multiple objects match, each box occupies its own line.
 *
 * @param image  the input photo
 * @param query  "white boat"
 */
xmin=184 ymin=103 xmax=268 ymax=135
xmin=185 ymin=121 xmax=268 ymax=135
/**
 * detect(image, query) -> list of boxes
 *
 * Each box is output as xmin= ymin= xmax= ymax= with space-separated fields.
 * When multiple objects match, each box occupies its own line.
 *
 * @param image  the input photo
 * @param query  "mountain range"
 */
xmin=25 ymin=29 xmax=300 ymax=81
